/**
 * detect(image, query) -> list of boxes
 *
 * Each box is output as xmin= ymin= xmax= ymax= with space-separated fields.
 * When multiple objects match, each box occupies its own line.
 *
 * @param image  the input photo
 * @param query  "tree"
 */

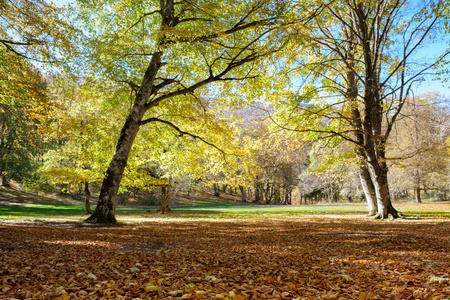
xmin=388 ymin=93 xmax=450 ymax=202
xmin=274 ymin=0 xmax=449 ymax=218
xmin=0 ymin=48 xmax=53 ymax=187
xmin=73 ymin=0 xmax=294 ymax=223
xmin=40 ymin=77 xmax=122 ymax=213
xmin=0 ymin=0 xmax=75 ymax=62
xmin=230 ymin=104 xmax=307 ymax=205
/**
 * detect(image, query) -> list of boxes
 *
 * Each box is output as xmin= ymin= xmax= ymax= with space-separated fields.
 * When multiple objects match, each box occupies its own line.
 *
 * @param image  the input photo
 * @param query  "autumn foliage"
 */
xmin=1 ymin=215 xmax=449 ymax=299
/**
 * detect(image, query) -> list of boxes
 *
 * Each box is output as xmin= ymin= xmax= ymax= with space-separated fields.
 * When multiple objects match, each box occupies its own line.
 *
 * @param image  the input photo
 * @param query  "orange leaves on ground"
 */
xmin=0 ymin=215 xmax=449 ymax=299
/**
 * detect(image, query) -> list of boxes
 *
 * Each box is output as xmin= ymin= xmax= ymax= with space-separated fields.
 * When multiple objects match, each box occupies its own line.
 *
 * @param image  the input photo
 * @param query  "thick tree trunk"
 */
xmin=84 ymin=41 xmax=164 ymax=223
xmin=414 ymin=187 xmax=422 ymax=203
xmin=85 ymin=119 xmax=140 ymax=222
xmin=345 ymin=34 xmax=379 ymax=217
xmin=158 ymin=184 xmax=172 ymax=214
xmin=358 ymin=164 xmax=378 ymax=216
xmin=367 ymin=160 xmax=399 ymax=219
xmin=84 ymin=181 xmax=92 ymax=214
xmin=85 ymin=91 xmax=150 ymax=223
xmin=239 ymin=185 xmax=246 ymax=202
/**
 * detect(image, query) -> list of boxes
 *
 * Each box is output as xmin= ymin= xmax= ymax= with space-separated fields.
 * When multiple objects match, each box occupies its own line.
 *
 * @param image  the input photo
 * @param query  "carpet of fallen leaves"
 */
xmin=0 ymin=215 xmax=449 ymax=300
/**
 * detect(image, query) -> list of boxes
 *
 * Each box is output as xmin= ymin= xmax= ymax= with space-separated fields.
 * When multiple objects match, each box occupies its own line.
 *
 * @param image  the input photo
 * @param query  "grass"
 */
xmin=1 ymin=186 xmax=449 ymax=221
xmin=0 ymin=193 xmax=449 ymax=222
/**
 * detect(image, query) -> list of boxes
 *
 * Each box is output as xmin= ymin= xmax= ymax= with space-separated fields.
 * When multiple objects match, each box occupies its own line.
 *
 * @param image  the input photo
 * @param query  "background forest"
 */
xmin=0 ymin=0 xmax=449 ymax=222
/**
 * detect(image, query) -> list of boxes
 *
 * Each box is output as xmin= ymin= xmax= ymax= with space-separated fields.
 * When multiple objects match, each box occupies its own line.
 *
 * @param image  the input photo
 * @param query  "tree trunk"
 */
xmin=254 ymin=182 xmax=261 ymax=203
xmin=221 ymin=184 xmax=228 ymax=192
xmin=84 ymin=45 xmax=164 ymax=223
xmin=228 ymin=186 xmax=233 ymax=195
xmin=345 ymin=33 xmax=378 ymax=217
xmin=1 ymin=174 xmax=11 ymax=188
xmin=358 ymin=163 xmax=378 ymax=216
xmin=414 ymin=169 xmax=422 ymax=203
xmin=239 ymin=185 xmax=246 ymax=202
xmin=247 ymin=187 xmax=252 ymax=199
xmin=85 ymin=105 xmax=145 ymax=223
xmin=158 ymin=184 xmax=172 ymax=214
xmin=213 ymin=183 xmax=220 ymax=197
xmin=367 ymin=159 xmax=399 ymax=219
xmin=414 ymin=187 xmax=421 ymax=203
xmin=84 ymin=181 xmax=92 ymax=214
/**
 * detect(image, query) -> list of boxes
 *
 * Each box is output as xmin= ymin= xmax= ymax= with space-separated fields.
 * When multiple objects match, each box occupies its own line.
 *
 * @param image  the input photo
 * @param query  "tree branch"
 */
xmin=138 ymin=117 xmax=225 ymax=154
xmin=126 ymin=10 xmax=161 ymax=33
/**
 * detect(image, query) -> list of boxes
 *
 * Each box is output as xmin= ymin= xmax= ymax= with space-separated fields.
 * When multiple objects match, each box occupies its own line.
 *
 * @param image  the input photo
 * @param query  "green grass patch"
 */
xmin=0 ymin=197 xmax=448 ymax=222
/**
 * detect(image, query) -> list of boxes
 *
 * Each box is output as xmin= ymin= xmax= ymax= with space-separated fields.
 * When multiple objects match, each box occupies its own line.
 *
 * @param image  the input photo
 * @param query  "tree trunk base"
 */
xmin=366 ymin=210 xmax=377 ymax=217
xmin=374 ymin=205 xmax=400 ymax=220
xmin=85 ymin=210 xmax=117 ymax=223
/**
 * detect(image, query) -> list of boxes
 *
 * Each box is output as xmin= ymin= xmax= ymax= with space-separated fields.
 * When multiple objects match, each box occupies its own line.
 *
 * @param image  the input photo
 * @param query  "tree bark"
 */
xmin=254 ymin=181 xmax=261 ymax=203
xmin=414 ymin=187 xmax=422 ymax=203
xmin=345 ymin=26 xmax=378 ymax=217
xmin=357 ymin=2 xmax=399 ymax=219
xmin=158 ymin=184 xmax=172 ymax=214
xmin=358 ymin=166 xmax=378 ymax=216
xmin=84 ymin=0 xmax=277 ymax=222
xmin=414 ymin=169 xmax=422 ymax=203
xmin=1 ymin=174 xmax=11 ymax=188
xmin=85 ymin=101 xmax=147 ymax=223
xmin=366 ymin=158 xmax=399 ymax=219
xmin=239 ymin=185 xmax=246 ymax=202
xmin=84 ymin=181 xmax=92 ymax=214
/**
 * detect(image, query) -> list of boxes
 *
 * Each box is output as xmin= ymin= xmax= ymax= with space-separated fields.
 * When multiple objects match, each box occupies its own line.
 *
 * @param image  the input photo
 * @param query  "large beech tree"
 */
xmin=275 ymin=0 xmax=449 ymax=218
xmin=77 ymin=0 xmax=292 ymax=223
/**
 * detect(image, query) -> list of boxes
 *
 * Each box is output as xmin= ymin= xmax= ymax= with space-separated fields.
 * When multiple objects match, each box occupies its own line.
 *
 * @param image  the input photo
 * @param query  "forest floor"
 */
xmin=0 ymin=187 xmax=449 ymax=299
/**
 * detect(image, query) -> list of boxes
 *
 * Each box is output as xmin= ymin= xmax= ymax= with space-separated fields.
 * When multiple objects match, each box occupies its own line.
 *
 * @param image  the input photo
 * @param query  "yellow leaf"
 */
xmin=144 ymin=285 xmax=158 ymax=292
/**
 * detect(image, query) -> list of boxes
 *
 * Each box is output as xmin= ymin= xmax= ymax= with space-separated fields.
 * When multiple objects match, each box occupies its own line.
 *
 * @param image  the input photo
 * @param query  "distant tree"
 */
xmin=388 ymin=94 xmax=450 ymax=202
xmin=0 ymin=48 xmax=53 ymax=187
xmin=40 ymin=77 xmax=121 ymax=213
xmin=306 ymin=139 xmax=361 ymax=204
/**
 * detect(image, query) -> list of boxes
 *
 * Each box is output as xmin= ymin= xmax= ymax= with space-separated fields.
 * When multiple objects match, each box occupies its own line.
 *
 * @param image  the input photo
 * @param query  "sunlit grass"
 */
xmin=0 ymin=196 xmax=448 ymax=223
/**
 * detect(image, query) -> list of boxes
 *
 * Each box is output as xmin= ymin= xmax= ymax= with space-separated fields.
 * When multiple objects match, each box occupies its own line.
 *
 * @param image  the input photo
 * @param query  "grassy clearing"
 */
xmin=0 ymin=194 xmax=449 ymax=223
xmin=1 ymin=186 xmax=449 ymax=222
